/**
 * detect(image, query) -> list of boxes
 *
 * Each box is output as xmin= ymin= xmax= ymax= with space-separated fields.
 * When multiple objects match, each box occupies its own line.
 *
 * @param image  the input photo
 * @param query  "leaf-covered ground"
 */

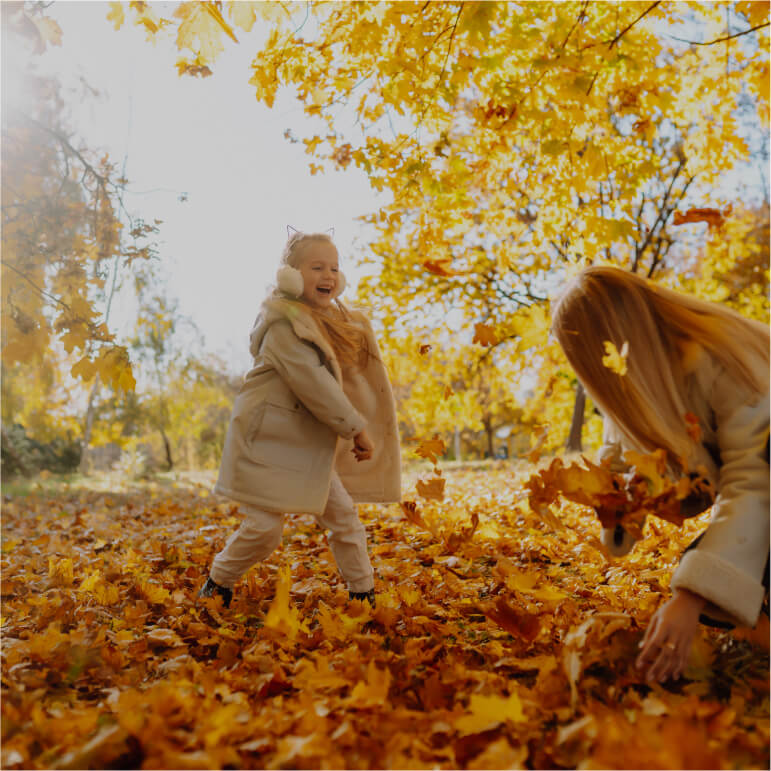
xmin=2 ymin=465 xmax=768 ymax=770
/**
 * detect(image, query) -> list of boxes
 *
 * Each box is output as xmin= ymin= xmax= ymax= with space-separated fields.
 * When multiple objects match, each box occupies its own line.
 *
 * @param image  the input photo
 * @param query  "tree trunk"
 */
xmin=453 ymin=426 xmax=461 ymax=461
xmin=565 ymin=382 xmax=586 ymax=452
xmin=161 ymin=428 xmax=174 ymax=471
xmin=79 ymin=373 xmax=101 ymax=473
xmin=482 ymin=416 xmax=495 ymax=458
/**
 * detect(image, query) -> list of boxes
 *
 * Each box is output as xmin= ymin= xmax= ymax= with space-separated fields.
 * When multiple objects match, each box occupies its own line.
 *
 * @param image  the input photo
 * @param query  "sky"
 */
xmin=11 ymin=0 xmax=388 ymax=374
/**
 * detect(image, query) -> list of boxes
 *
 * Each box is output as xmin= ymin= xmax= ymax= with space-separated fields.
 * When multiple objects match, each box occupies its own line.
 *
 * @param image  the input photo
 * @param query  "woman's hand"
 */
xmin=636 ymin=588 xmax=706 ymax=682
xmin=352 ymin=430 xmax=374 ymax=462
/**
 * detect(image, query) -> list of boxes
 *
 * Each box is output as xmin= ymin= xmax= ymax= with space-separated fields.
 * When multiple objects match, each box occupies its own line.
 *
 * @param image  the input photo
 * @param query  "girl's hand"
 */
xmin=636 ymin=588 xmax=705 ymax=682
xmin=352 ymin=430 xmax=374 ymax=462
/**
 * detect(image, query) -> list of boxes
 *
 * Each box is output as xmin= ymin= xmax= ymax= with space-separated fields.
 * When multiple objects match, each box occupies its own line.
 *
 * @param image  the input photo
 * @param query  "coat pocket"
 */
xmin=247 ymin=401 xmax=314 ymax=472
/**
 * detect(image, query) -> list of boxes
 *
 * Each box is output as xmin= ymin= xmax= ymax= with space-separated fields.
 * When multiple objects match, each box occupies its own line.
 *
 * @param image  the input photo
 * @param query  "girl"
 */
xmin=199 ymin=231 xmax=401 ymax=608
xmin=551 ymin=265 xmax=769 ymax=683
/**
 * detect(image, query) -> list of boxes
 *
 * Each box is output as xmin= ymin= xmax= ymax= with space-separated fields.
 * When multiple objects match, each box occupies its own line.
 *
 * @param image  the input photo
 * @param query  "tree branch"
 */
xmin=560 ymin=0 xmax=590 ymax=50
xmin=607 ymin=1 xmax=661 ymax=49
xmin=668 ymin=20 xmax=769 ymax=46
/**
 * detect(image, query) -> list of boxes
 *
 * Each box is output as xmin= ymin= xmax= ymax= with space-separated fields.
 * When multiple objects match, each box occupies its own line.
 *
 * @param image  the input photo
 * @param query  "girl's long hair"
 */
xmin=552 ymin=265 xmax=769 ymax=468
xmin=276 ymin=232 xmax=370 ymax=370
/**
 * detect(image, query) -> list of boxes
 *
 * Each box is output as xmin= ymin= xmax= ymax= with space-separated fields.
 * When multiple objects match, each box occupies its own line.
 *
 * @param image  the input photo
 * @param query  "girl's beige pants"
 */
xmin=209 ymin=472 xmax=374 ymax=593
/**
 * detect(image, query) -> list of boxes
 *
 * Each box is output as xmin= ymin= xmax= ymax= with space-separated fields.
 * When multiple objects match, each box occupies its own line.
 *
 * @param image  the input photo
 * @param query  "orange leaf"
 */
xmin=416 ymin=474 xmax=446 ymax=501
xmin=484 ymin=596 xmax=540 ymax=642
xmin=472 ymin=322 xmax=498 ymax=347
xmin=423 ymin=259 xmax=464 ymax=277
xmin=673 ymin=206 xmax=730 ymax=230
xmin=414 ymin=435 xmax=446 ymax=464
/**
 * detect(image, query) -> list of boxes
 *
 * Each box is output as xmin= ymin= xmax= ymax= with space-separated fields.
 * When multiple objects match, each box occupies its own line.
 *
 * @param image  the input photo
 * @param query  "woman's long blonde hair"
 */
xmin=552 ymin=265 xmax=769 ymax=468
xmin=276 ymin=231 xmax=370 ymax=370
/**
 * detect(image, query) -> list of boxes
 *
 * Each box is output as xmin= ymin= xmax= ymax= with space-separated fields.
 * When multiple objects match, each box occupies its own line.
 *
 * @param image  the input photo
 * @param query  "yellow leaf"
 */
xmin=455 ymin=691 xmax=525 ymax=736
xmin=602 ymin=340 xmax=629 ymax=376
xmin=414 ymin=436 xmax=446 ymax=465
xmin=229 ymin=1 xmax=260 ymax=32
xmin=107 ymin=2 xmax=125 ymax=30
xmin=264 ymin=565 xmax=308 ymax=639
xmin=348 ymin=660 xmax=392 ymax=707
xmin=48 ymin=556 xmax=74 ymax=586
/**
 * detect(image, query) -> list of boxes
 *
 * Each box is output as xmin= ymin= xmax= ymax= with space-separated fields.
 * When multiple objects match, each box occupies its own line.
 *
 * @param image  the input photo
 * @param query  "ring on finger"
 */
xmin=663 ymin=641 xmax=676 ymax=651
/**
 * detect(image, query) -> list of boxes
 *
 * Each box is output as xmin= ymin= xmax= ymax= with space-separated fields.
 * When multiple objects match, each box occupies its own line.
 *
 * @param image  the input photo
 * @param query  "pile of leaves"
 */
xmin=2 ymin=466 xmax=768 ymax=769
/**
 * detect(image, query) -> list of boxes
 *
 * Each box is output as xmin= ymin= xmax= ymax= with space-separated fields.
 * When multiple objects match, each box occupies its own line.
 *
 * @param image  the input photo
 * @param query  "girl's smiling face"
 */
xmin=297 ymin=241 xmax=340 ymax=309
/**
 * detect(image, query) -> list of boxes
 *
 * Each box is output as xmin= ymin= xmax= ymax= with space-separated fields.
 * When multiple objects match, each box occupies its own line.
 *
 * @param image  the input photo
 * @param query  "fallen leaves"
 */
xmin=1 ymin=468 xmax=767 ymax=769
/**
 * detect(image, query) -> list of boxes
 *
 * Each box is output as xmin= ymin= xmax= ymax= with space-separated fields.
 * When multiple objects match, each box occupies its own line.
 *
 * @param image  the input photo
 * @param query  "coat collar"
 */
xmin=250 ymin=297 xmax=343 ymax=381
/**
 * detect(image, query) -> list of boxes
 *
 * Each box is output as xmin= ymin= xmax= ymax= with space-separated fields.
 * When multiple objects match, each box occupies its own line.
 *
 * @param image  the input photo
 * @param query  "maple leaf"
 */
xmin=264 ymin=565 xmax=308 ymax=640
xmin=484 ymin=596 xmax=540 ymax=642
xmin=348 ymin=660 xmax=392 ymax=707
xmin=455 ymin=691 xmax=526 ymax=736
xmin=623 ymin=448 xmax=669 ymax=495
xmin=423 ymin=259 xmax=464 ymax=277
xmin=602 ymin=340 xmax=629 ymax=376
xmin=443 ymin=510 xmax=480 ymax=552
xmin=414 ymin=436 xmax=446 ymax=465
xmin=48 ymin=556 xmax=74 ymax=586
xmin=673 ymin=206 xmax=732 ymax=230
xmin=416 ymin=473 xmax=446 ymax=501
xmin=472 ymin=322 xmax=498 ymax=347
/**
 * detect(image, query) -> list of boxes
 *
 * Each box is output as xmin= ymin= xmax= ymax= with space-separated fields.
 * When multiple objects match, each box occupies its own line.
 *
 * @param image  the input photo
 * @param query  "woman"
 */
xmin=551 ymin=265 xmax=769 ymax=682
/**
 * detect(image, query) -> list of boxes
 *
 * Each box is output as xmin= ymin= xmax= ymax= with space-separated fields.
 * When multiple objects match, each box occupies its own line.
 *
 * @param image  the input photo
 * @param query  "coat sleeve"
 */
xmin=597 ymin=417 xmax=630 ymax=472
xmin=261 ymin=321 xmax=367 ymax=440
xmin=671 ymin=366 xmax=770 ymax=627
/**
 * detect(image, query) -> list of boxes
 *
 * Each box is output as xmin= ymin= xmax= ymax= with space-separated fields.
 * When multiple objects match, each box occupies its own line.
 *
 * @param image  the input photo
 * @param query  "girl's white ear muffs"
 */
xmin=277 ymin=265 xmax=304 ymax=297
xmin=276 ymin=265 xmax=347 ymax=298
xmin=335 ymin=270 xmax=347 ymax=297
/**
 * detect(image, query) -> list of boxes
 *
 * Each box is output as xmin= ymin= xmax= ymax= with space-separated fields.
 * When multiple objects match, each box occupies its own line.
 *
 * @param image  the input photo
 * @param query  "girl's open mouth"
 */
xmin=317 ymin=287 xmax=332 ymax=295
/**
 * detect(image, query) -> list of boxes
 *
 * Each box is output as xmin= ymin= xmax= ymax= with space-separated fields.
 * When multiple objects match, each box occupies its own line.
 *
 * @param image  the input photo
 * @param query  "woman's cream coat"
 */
xmin=598 ymin=350 xmax=769 ymax=628
xmin=214 ymin=298 xmax=401 ymax=515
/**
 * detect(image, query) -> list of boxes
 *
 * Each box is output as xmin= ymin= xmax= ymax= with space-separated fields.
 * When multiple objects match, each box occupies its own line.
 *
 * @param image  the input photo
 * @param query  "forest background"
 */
xmin=3 ymin=0 xmax=768 ymax=480
xmin=2 ymin=3 xmax=770 ymax=770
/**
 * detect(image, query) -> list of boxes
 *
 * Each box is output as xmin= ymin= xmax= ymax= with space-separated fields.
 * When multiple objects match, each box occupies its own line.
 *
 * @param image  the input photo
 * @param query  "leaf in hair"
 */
xmin=601 ymin=340 xmax=629 ymax=376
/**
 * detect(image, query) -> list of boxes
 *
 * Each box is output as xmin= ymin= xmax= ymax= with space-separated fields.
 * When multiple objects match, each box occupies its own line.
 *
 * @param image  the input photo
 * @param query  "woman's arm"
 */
xmin=261 ymin=321 xmax=367 ymax=440
xmin=669 ymin=366 xmax=769 ymax=628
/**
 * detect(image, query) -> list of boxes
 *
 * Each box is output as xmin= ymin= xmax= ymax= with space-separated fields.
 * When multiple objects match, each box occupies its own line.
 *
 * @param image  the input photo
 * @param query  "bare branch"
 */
xmin=607 ymin=1 xmax=662 ymax=49
xmin=668 ymin=20 xmax=769 ymax=46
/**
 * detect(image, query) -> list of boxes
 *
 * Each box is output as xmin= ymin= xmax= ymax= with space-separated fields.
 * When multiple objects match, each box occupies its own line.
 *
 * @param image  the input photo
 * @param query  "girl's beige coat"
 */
xmin=214 ymin=299 xmax=401 ymax=515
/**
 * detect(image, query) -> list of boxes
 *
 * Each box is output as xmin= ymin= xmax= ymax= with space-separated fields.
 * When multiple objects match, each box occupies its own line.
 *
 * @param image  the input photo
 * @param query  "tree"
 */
xmin=2 ymin=2 xmax=157 ymax=397
xmin=114 ymin=0 xmax=769 ymax=448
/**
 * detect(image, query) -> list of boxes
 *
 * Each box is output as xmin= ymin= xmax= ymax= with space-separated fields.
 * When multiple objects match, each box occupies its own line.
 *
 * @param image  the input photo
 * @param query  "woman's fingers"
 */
xmin=636 ymin=614 xmax=662 ymax=668
xmin=646 ymin=638 xmax=681 ymax=682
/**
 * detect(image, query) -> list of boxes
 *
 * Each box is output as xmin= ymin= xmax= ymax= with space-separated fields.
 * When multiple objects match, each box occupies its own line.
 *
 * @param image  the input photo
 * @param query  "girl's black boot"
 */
xmin=349 ymin=588 xmax=376 ymax=607
xmin=198 ymin=576 xmax=233 ymax=608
